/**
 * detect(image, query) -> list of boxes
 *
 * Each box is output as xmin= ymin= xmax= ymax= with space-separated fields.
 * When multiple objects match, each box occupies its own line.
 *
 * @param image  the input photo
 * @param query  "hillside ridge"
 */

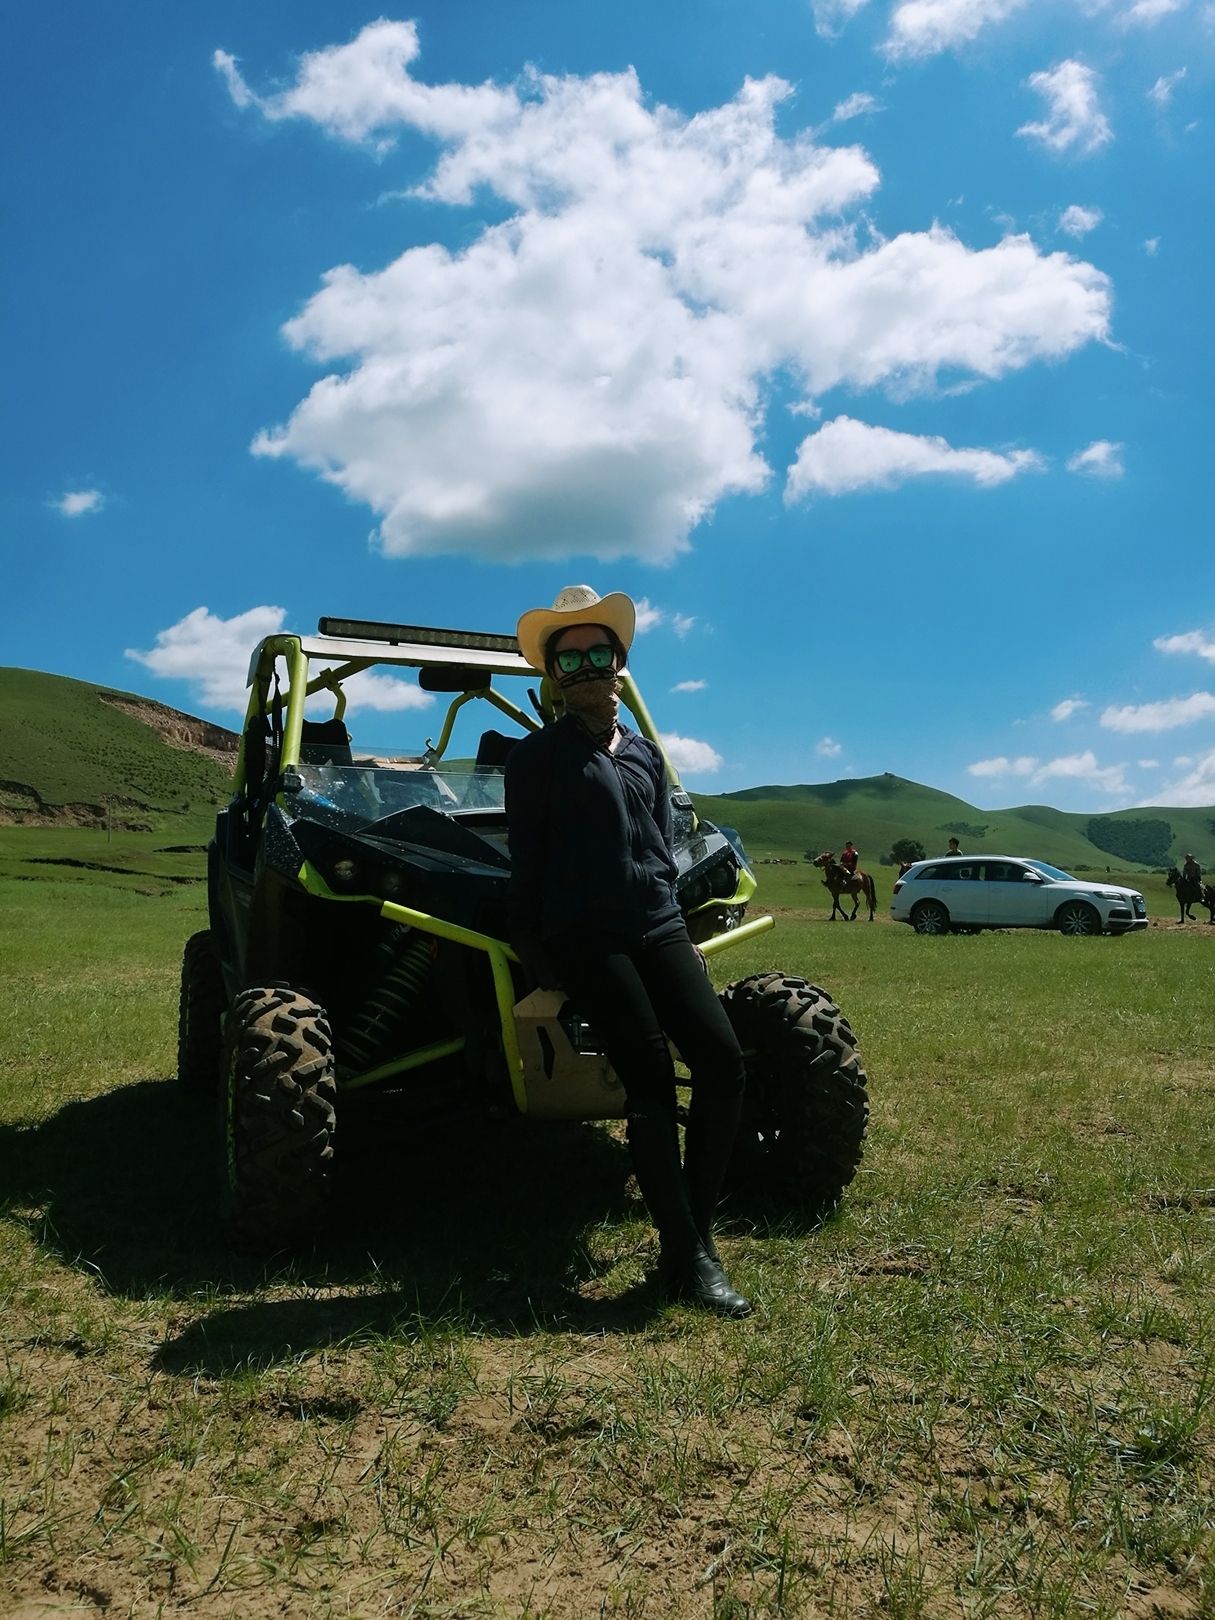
xmin=0 ymin=668 xmax=236 ymax=830
xmin=2 ymin=667 xmax=1211 ymax=863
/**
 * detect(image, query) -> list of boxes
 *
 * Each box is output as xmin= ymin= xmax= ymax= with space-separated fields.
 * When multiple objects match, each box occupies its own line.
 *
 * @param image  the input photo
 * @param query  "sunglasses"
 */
xmin=553 ymin=642 xmax=616 ymax=675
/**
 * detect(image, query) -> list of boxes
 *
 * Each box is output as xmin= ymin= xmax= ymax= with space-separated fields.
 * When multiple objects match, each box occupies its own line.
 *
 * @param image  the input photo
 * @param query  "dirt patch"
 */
xmin=0 ymin=781 xmax=155 ymax=832
xmin=98 ymin=694 xmax=238 ymax=769
xmin=26 ymin=858 xmax=202 ymax=885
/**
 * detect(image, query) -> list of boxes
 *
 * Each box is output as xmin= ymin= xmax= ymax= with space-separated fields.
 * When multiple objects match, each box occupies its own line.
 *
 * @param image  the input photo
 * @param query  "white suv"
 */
xmin=891 ymin=857 xmax=1148 ymax=937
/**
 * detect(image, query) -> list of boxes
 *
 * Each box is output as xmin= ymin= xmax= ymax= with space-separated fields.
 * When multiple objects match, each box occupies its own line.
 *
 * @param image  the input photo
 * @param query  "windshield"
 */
xmin=292 ymin=760 xmax=506 ymax=832
xmin=1026 ymin=859 xmax=1074 ymax=882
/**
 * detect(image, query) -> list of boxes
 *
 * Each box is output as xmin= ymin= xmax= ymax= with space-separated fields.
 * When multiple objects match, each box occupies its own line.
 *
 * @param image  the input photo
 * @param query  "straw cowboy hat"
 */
xmin=516 ymin=584 xmax=636 ymax=673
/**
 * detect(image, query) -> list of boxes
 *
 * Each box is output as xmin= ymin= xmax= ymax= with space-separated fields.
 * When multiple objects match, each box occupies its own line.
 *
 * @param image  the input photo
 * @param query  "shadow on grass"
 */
xmin=1 ymin=1078 xmax=837 ymax=1370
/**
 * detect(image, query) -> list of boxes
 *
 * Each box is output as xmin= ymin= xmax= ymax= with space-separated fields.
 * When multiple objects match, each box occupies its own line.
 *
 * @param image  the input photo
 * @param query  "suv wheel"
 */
xmin=1055 ymin=900 xmax=1101 ymax=937
xmin=177 ymin=930 xmax=226 ymax=1096
xmin=720 ymin=973 xmax=868 ymax=1213
xmin=911 ymin=900 xmax=950 ymax=935
xmin=225 ymin=984 xmax=337 ymax=1251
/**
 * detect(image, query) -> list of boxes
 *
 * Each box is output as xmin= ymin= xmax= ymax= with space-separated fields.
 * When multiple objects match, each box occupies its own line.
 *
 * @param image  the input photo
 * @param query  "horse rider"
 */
xmin=839 ymin=841 xmax=859 ymax=875
xmin=1182 ymin=852 xmax=1202 ymax=888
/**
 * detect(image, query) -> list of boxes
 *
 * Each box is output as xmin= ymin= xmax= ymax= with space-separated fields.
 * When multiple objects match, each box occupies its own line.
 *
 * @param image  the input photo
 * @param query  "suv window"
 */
xmin=917 ymin=861 xmax=979 ymax=881
xmin=984 ymin=861 xmax=1025 ymax=882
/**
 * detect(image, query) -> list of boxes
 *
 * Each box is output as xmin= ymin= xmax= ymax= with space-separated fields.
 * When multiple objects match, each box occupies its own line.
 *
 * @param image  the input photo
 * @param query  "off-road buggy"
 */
xmin=178 ymin=615 xmax=869 ymax=1249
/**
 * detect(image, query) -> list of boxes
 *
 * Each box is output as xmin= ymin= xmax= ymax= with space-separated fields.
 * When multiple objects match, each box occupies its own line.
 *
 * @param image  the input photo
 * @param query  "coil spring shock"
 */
xmin=341 ymin=928 xmax=438 ymax=1076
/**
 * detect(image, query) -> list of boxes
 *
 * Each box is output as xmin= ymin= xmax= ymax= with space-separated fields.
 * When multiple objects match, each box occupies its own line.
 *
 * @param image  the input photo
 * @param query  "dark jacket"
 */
xmin=505 ymin=716 xmax=682 ymax=956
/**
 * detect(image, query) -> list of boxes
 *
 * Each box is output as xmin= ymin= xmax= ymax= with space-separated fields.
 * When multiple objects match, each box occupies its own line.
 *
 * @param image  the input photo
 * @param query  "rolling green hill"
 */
xmin=692 ymin=771 xmax=1215 ymax=873
xmin=3 ymin=666 xmax=1211 ymax=864
xmin=0 ymin=668 xmax=236 ymax=830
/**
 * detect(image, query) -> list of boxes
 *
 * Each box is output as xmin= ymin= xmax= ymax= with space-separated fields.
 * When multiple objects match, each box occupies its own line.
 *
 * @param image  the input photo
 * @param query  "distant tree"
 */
xmin=937 ymin=821 xmax=988 ymax=840
xmin=1085 ymin=816 xmax=1172 ymax=868
xmin=890 ymin=837 xmax=926 ymax=865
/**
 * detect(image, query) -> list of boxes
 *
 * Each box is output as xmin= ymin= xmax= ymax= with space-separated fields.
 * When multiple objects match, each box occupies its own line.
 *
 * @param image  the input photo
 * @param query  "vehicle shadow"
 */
xmin=2 ymin=1078 xmax=834 ymax=1373
xmin=0 ymin=1079 xmax=672 ymax=1362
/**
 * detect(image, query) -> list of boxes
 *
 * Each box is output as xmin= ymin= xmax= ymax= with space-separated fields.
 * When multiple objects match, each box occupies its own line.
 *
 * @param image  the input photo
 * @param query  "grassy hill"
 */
xmin=0 ymin=668 xmax=236 ymax=830
xmin=692 ymin=771 xmax=1215 ymax=873
xmin=3 ymin=666 xmax=1211 ymax=863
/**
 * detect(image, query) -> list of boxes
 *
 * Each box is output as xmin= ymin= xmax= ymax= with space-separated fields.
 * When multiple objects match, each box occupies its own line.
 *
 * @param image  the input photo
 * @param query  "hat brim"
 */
xmin=516 ymin=592 xmax=636 ymax=673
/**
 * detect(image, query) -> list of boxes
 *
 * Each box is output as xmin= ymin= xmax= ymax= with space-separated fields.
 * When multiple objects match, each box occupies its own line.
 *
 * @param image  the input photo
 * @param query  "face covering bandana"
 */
xmin=558 ymin=666 xmax=621 ymax=740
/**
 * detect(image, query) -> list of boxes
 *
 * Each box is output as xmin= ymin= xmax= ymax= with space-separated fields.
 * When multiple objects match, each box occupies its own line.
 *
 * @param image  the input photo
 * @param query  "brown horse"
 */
xmin=1167 ymin=870 xmax=1215 ymax=923
xmin=813 ymin=851 xmax=877 ymax=921
xmin=1165 ymin=867 xmax=1209 ymax=923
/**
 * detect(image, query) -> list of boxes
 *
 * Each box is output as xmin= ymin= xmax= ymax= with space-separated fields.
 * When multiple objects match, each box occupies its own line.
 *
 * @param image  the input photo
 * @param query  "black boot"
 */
xmin=626 ymin=1111 xmax=752 ymax=1319
xmin=683 ymin=1089 xmax=745 ymax=1267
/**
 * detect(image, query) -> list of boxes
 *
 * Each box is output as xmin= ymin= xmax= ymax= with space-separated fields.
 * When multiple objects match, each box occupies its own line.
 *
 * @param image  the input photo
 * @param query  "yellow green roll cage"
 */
xmin=235 ymin=627 xmax=771 ymax=1109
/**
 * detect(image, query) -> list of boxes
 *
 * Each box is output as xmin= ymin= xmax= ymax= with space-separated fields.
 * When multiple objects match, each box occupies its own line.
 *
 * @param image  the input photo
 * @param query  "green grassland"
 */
xmin=0 ymin=668 xmax=234 ymax=826
xmin=1 ymin=832 xmax=1212 ymax=1618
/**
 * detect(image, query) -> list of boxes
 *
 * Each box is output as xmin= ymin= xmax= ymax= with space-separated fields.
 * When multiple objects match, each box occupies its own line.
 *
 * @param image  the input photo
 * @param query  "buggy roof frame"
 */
xmin=246 ymin=632 xmax=534 ymax=687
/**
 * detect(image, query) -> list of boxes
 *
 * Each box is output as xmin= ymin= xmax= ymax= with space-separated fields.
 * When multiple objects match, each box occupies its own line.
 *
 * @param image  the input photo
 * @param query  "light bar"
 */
xmin=317 ymin=616 xmax=519 ymax=653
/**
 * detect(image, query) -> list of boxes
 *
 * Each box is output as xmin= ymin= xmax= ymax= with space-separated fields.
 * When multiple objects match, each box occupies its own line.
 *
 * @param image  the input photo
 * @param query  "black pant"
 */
xmin=554 ymin=927 xmax=744 ymax=1118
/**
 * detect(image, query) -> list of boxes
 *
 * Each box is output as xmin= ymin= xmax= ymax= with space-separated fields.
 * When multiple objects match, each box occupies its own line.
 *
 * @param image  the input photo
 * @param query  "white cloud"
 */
xmin=1059 ymin=203 xmax=1103 ymax=237
xmin=221 ymin=26 xmax=1113 ymax=565
xmin=671 ymin=679 xmax=706 ymax=693
xmin=883 ymin=0 xmax=1028 ymax=58
xmin=1144 ymin=237 xmax=1160 ymax=255
xmin=786 ymin=416 xmax=1042 ymax=499
xmin=213 ymin=24 xmax=515 ymax=146
xmin=1051 ymin=696 xmax=1089 ymax=721
xmin=340 ymin=670 xmax=435 ymax=712
xmin=1067 ymin=439 xmax=1124 ymax=477
xmin=1151 ymin=748 xmax=1215 ymax=806
xmin=1148 ymin=67 xmax=1187 ymax=104
xmin=126 ymin=605 xmax=433 ymax=715
xmin=633 ymin=598 xmax=665 ymax=634
xmin=126 ymin=605 xmax=286 ymax=710
xmin=968 ymin=750 xmax=1129 ymax=793
xmin=1030 ymin=750 xmax=1130 ymax=794
xmin=817 ymin=736 xmax=843 ymax=757
xmin=55 ymin=488 xmax=104 ymax=517
xmin=659 ymin=732 xmax=723 ymax=775
xmin=1154 ymin=627 xmax=1215 ymax=662
xmin=832 ymin=92 xmax=881 ymax=123
xmin=812 ymin=0 xmax=873 ymax=39
xmin=1018 ymin=61 xmax=1113 ymax=155
xmin=1121 ymin=0 xmax=1187 ymax=27
xmin=968 ymin=755 xmax=1038 ymax=777
xmin=633 ymin=599 xmax=696 ymax=638
xmin=1101 ymin=692 xmax=1215 ymax=732
xmin=1137 ymin=758 xmax=1159 ymax=769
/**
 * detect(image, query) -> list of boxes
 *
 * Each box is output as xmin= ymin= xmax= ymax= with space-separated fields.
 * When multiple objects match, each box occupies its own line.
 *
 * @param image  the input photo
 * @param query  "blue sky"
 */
xmin=4 ymin=0 xmax=1214 ymax=809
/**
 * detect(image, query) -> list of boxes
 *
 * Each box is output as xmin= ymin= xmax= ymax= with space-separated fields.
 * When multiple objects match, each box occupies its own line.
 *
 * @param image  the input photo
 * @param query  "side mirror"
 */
xmin=1021 ymin=871 xmax=1042 ymax=883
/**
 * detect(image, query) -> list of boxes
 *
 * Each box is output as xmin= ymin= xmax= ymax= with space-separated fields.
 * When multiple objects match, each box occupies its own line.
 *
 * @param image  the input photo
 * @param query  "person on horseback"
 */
xmin=840 ymin=841 xmax=859 ymax=875
xmin=1182 ymin=852 xmax=1202 ymax=888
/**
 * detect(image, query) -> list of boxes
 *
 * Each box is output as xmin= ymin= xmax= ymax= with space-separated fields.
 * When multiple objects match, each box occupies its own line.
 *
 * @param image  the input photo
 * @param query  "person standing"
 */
xmin=505 ymin=584 xmax=752 ymax=1318
xmin=946 ymin=837 xmax=963 ymax=857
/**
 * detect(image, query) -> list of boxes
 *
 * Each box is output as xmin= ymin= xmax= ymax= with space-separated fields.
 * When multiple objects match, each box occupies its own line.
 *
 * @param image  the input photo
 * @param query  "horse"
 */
xmin=813 ymin=851 xmax=877 ymax=922
xmin=1165 ymin=867 xmax=1206 ymax=923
